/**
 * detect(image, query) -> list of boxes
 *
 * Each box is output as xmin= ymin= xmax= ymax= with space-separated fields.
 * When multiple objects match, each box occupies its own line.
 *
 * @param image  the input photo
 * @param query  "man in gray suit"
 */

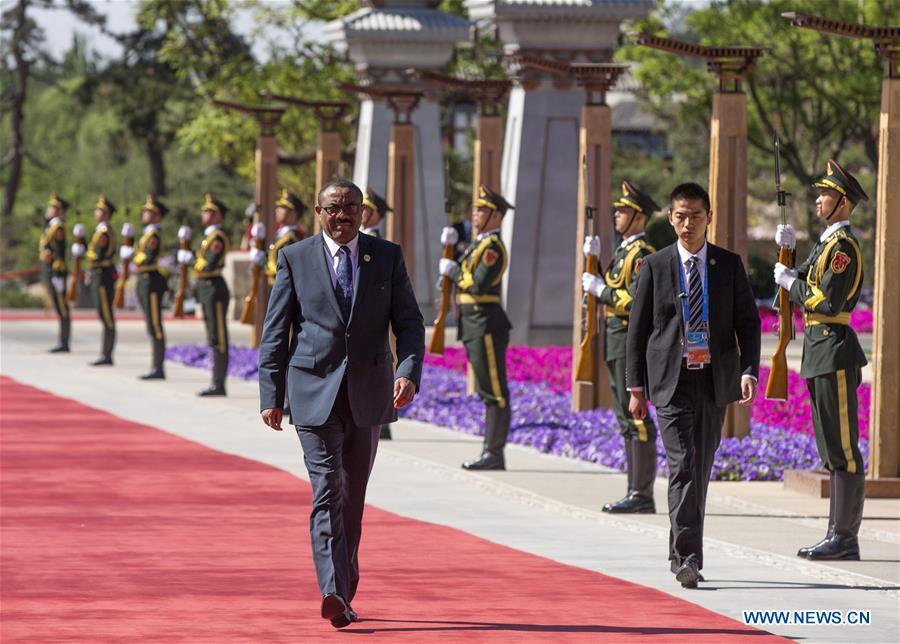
xmin=258 ymin=179 xmax=425 ymax=628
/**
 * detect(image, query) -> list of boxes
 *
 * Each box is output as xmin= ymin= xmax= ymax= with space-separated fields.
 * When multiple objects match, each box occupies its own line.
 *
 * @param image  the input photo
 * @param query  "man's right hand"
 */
xmin=440 ymin=226 xmax=458 ymax=246
xmin=629 ymin=390 xmax=648 ymax=420
xmin=261 ymin=408 xmax=283 ymax=431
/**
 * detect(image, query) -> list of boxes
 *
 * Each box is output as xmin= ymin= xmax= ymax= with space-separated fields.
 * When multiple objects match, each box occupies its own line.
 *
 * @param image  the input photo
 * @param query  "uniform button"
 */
xmin=346 ymin=332 xmax=351 ymax=338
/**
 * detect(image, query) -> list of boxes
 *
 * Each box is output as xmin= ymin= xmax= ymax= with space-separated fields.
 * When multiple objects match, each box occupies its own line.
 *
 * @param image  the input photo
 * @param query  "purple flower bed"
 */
xmin=166 ymin=343 xmax=869 ymax=481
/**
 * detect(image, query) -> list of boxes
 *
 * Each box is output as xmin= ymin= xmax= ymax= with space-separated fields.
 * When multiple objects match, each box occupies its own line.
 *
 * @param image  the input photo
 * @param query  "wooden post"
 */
xmin=253 ymin=131 xmax=278 ymax=348
xmin=314 ymin=131 xmax=342 ymax=234
xmin=473 ymin=114 xmax=503 ymax=200
xmin=386 ymin=122 xmax=416 ymax=284
xmin=870 ymin=76 xmax=900 ymax=481
xmin=572 ymin=103 xmax=614 ymax=411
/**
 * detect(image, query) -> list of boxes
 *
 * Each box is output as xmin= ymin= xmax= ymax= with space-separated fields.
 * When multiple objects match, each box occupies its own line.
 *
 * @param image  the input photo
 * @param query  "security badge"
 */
xmin=686 ymin=324 xmax=711 ymax=369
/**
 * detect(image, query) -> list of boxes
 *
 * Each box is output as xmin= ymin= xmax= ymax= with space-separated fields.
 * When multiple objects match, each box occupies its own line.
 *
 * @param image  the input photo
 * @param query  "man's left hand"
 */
xmin=739 ymin=376 xmax=757 ymax=406
xmin=393 ymin=377 xmax=416 ymax=408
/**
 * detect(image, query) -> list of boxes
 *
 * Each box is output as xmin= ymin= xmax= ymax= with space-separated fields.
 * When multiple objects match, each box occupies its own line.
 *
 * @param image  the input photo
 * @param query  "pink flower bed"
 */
xmin=427 ymin=345 xmax=871 ymax=440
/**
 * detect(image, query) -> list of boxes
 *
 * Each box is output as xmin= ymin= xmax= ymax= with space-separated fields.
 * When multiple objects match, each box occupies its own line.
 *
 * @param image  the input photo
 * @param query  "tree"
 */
xmin=619 ymin=0 xmax=898 ymax=236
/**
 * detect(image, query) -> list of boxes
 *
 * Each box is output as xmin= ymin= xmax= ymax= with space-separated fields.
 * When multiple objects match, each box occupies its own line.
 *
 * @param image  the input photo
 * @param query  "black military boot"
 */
xmin=50 ymin=318 xmax=71 ymax=353
xmin=91 ymin=328 xmax=115 ymax=365
xmin=807 ymin=470 xmax=864 ymax=561
xmin=798 ymin=471 xmax=836 ymax=557
xmin=379 ymin=425 xmax=393 ymax=440
xmin=198 ymin=350 xmax=227 ymax=396
xmin=140 ymin=338 xmax=166 ymax=380
xmin=603 ymin=438 xmax=635 ymax=512
xmin=606 ymin=439 xmax=657 ymax=514
xmin=462 ymin=405 xmax=508 ymax=471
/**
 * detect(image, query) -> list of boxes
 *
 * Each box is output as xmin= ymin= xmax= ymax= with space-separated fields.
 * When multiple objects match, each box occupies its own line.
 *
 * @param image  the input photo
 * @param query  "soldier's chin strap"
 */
xmin=824 ymin=196 xmax=844 ymax=222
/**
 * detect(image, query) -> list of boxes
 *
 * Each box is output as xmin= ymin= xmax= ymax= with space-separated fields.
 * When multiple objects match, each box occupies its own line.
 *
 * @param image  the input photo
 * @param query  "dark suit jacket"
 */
xmin=625 ymin=242 xmax=760 ymax=408
xmin=258 ymin=232 xmax=425 ymax=427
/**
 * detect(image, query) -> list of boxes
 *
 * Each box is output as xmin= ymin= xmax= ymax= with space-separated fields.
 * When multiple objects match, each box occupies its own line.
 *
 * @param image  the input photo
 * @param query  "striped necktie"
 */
xmin=336 ymin=245 xmax=353 ymax=319
xmin=687 ymin=256 xmax=703 ymax=330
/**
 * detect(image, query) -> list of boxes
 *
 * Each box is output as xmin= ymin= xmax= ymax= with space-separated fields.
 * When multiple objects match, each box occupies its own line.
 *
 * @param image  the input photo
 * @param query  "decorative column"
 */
xmin=212 ymin=99 xmax=285 ymax=347
xmin=784 ymin=13 xmax=900 ymax=496
xmin=325 ymin=1 xmax=469 ymax=320
xmin=633 ymin=34 xmax=763 ymax=439
xmin=268 ymin=96 xmax=349 ymax=233
xmin=465 ymin=0 xmax=653 ymax=345
xmin=385 ymin=92 xmax=423 ymax=284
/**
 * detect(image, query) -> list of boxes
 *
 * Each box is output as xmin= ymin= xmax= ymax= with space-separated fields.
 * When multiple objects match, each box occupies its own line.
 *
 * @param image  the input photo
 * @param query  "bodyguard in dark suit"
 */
xmin=626 ymin=183 xmax=760 ymax=589
xmin=258 ymin=179 xmax=424 ymax=628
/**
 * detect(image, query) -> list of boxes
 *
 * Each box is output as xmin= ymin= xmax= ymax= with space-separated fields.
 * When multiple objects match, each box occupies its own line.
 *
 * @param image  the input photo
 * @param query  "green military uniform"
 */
xmin=788 ymin=159 xmax=868 ymax=561
xmin=455 ymin=186 xmax=513 ymax=469
xmin=362 ymin=188 xmax=393 ymax=440
xmin=39 ymin=193 xmax=70 ymax=352
xmin=135 ymin=195 xmax=170 ymax=379
xmin=87 ymin=195 xmax=117 ymax=365
xmin=194 ymin=193 xmax=231 ymax=395
xmin=265 ymin=189 xmax=306 ymax=286
xmin=596 ymin=181 xmax=659 ymax=513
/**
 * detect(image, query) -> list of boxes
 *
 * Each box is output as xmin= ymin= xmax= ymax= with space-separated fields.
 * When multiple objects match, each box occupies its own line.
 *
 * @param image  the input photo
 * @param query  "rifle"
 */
xmin=574 ymin=153 xmax=598 ymax=383
xmin=67 ymin=223 xmax=85 ymax=302
xmin=240 ymin=222 xmax=265 ymax=325
xmin=113 ymin=223 xmax=134 ymax=308
xmin=173 ymin=226 xmax=191 ymax=319
xmin=765 ymin=135 xmax=794 ymax=401
xmin=429 ymin=236 xmax=455 ymax=355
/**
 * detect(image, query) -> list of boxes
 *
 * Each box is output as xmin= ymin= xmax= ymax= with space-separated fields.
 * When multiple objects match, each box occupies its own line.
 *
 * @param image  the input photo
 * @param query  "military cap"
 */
xmin=275 ymin=188 xmax=307 ymax=215
xmin=473 ymin=185 xmax=514 ymax=215
xmin=95 ymin=194 xmax=117 ymax=215
xmin=362 ymin=188 xmax=392 ymax=219
xmin=47 ymin=192 xmax=70 ymax=212
xmin=142 ymin=194 xmax=169 ymax=217
xmin=202 ymin=192 xmax=229 ymax=216
xmin=613 ymin=180 xmax=660 ymax=216
xmin=814 ymin=159 xmax=869 ymax=206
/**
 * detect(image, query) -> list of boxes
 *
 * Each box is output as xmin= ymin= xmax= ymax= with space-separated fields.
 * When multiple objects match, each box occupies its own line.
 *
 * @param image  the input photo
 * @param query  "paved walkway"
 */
xmin=1 ymin=315 xmax=897 ymax=643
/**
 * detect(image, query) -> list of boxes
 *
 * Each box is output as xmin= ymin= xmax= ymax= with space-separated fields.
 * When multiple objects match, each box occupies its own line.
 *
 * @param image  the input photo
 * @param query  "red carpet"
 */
xmin=0 ymin=376 xmax=784 ymax=642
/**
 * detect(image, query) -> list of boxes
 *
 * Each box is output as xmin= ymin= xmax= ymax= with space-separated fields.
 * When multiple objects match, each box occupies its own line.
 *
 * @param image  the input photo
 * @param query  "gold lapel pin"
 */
xmin=363 ymin=254 xmax=371 ymax=263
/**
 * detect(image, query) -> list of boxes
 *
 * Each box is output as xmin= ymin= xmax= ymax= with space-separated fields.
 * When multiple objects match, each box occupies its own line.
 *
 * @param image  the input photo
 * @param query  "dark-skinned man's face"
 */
xmin=316 ymin=186 xmax=362 ymax=245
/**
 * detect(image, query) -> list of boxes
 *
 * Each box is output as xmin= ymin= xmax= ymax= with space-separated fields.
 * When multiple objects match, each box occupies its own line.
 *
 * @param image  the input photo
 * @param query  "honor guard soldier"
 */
xmin=361 ymin=188 xmax=394 ymax=440
xmin=83 ymin=194 xmax=118 ymax=365
xmin=39 ymin=193 xmax=71 ymax=352
xmin=774 ymin=160 xmax=869 ymax=561
xmin=438 ymin=186 xmax=513 ymax=470
xmin=133 ymin=194 xmax=170 ymax=379
xmin=193 ymin=193 xmax=231 ymax=396
xmin=360 ymin=188 xmax=390 ymax=239
xmin=583 ymin=181 xmax=659 ymax=513
xmin=262 ymin=189 xmax=306 ymax=285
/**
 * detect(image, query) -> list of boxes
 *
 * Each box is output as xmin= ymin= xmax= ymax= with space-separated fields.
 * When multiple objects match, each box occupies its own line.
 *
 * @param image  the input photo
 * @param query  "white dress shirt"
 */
xmin=322 ymin=232 xmax=360 ymax=300
xmin=819 ymin=220 xmax=851 ymax=243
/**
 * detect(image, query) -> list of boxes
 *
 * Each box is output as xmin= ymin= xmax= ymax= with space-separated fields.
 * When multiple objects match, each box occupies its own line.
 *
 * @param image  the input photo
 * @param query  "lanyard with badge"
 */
xmin=678 ymin=259 xmax=710 ymax=369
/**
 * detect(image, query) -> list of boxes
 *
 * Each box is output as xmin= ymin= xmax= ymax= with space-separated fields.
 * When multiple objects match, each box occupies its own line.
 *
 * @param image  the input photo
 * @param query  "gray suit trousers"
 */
xmin=296 ymin=381 xmax=379 ymax=602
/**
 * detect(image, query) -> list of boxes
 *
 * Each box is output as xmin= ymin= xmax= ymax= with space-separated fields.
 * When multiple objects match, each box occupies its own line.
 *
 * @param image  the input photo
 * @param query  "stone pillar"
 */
xmin=870 ymin=76 xmax=900 ymax=480
xmin=473 ymin=114 xmax=503 ymax=200
xmin=387 ymin=119 xmax=417 ymax=284
xmin=253 ymin=130 xmax=279 ymax=347
xmin=467 ymin=0 xmax=653 ymax=345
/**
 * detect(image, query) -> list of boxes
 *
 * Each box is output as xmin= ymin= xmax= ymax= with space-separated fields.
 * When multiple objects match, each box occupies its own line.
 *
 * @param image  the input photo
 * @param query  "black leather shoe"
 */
xmin=197 ymin=385 xmax=226 ymax=397
xmin=462 ymin=452 xmax=505 ymax=471
xmin=603 ymin=494 xmax=655 ymax=514
xmin=379 ymin=425 xmax=392 ymax=440
xmin=675 ymin=557 xmax=700 ymax=589
xmin=321 ymin=594 xmax=350 ymax=628
xmin=139 ymin=369 xmax=165 ymax=380
xmin=90 ymin=357 xmax=113 ymax=366
xmin=806 ymin=536 xmax=860 ymax=561
xmin=347 ymin=605 xmax=359 ymax=623
xmin=49 ymin=344 xmax=70 ymax=353
xmin=797 ymin=537 xmax=831 ymax=558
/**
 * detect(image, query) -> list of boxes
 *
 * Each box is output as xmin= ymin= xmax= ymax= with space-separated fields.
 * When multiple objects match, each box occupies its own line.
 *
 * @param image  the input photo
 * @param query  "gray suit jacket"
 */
xmin=258 ymin=232 xmax=425 ymax=427
xmin=625 ymin=242 xmax=760 ymax=408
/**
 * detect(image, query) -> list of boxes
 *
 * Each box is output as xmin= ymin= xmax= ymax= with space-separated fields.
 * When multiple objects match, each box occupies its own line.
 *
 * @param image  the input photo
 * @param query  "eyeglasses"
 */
xmin=322 ymin=203 xmax=360 ymax=216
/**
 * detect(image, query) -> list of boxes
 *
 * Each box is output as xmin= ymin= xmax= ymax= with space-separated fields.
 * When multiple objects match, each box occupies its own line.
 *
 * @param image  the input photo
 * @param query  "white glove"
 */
xmin=440 ymin=226 xmax=459 ymax=246
xmin=120 ymin=245 xmax=134 ymax=261
xmin=249 ymin=247 xmax=266 ymax=266
xmin=582 ymin=272 xmax=607 ymax=298
xmin=121 ymin=222 xmax=134 ymax=237
xmin=582 ymin=235 xmax=600 ymax=258
xmin=775 ymin=224 xmax=796 ymax=250
xmin=774 ymin=262 xmax=798 ymax=290
xmin=438 ymin=258 xmax=459 ymax=278
xmin=50 ymin=216 xmax=63 ymax=227
xmin=51 ymin=276 xmax=66 ymax=293
xmin=251 ymin=222 xmax=265 ymax=239
xmin=177 ymin=249 xmax=194 ymax=265
xmin=178 ymin=225 xmax=192 ymax=241
xmin=72 ymin=223 xmax=85 ymax=237
xmin=71 ymin=243 xmax=85 ymax=258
